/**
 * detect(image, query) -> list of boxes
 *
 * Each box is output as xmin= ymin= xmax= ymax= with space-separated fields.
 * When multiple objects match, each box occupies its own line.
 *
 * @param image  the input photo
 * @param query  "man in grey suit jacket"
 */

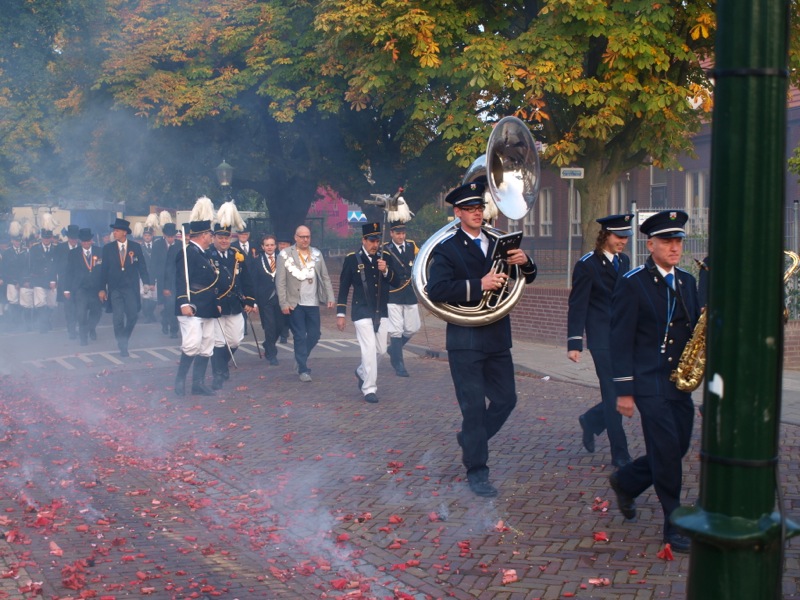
xmin=275 ymin=225 xmax=335 ymax=382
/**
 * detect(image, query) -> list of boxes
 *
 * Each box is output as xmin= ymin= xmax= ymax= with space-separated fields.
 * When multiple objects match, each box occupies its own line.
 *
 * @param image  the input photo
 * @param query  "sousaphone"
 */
xmin=412 ymin=116 xmax=541 ymax=326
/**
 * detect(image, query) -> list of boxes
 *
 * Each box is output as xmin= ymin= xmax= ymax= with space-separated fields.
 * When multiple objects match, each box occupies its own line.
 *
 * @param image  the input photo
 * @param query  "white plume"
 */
xmin=217 ymin=200 xmax=245 ymax=231
xmin=22 ymin=221 xmax=36 ymax=239
xmin=8 ymin=221 xmax=22 ymax=238
xmin=189 ymin=196 xmax=216 ymax=223
xmin=159 ymin=210 xmax=173 ymax=227
xmin=39 ymin=212 xmax=58 ymax=232
xmin=132 ymin=221 xmax=144 ymax=238
xmin=387 ymin=196 xmax=414 ymax=223
xmin=144 ymin=213 xmax=160 ymax=232
xmin=482 ymin=190 xmax=499 ymax=222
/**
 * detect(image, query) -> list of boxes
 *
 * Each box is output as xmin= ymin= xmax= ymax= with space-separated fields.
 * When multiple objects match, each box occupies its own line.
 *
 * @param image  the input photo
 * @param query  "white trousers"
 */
xmin=178 ymin=316 xmax=216 ymax=357
xmin=214 ymin=313 xmax=245 ymax=349
xmin=6 ymin=284 xmax=19 ymax=305
xmin=387 ymin=303 xmax=420 ymax=338
xmin=354 ymin=317 xmax=389 ymax=395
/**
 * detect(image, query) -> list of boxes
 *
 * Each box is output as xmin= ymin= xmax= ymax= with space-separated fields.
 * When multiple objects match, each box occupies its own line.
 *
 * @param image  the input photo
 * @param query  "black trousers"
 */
xmin=75 ymin=289 xmax=102 ymax=341
xmin=448 ymin=348 xmax=517 ymax=482
xmin=614 ymin=392 xmax=694 ymax=535
xmin=258 ymin=300 xmax=281 ymax=359
xmin=580 ymin=349 xmax=630 ymax=462
xmin=109 ymin=287 xmax=139 ymax=347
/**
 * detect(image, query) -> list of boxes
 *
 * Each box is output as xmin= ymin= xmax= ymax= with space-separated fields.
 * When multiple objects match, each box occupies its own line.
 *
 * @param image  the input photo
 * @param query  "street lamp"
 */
xmin=215 ymin=160 xmax=234 ymax=201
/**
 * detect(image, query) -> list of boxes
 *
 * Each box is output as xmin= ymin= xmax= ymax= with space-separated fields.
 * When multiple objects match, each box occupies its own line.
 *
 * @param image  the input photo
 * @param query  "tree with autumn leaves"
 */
xmin=5 ymin=0 xmax=800 ymax=249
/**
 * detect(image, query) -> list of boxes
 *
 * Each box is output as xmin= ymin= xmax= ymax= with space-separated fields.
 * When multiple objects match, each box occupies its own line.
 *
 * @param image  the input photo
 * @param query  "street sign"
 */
xmin=347 ymin=211 xmax=367 ymax=223
xmin=560 ymin=167 xmax=584 ymax=179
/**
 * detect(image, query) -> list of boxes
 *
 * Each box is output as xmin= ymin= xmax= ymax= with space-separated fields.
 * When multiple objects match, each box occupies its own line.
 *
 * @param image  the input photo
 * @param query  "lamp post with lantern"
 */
xmin=215 ymin=160 xmax=234 ymax=203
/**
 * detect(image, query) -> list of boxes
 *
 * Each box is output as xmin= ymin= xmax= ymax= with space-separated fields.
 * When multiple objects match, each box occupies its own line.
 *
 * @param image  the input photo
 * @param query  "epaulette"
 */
xmin=623 ymin=265 xmax=645 ymax=278
xmin=579 ymin=251 xmax=593 ymax=262
xmin=437 ymin=232 xmax=457 ymax=245
xmin=676 ymin=266 xmax=691 ymax=274
xmin=346 ymin=251 xmax=356 ymax=256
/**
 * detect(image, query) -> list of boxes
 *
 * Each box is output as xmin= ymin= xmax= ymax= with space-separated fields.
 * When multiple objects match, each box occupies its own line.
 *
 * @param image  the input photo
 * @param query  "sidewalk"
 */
xmin=402 ymin=310 xmax=800 ymax=427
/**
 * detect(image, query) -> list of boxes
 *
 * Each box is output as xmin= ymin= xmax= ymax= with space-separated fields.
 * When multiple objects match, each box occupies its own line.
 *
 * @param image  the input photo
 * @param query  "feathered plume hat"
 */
xmin=187 ymin=196 xmax=215 ymax=235
xmin=38 ymin=212 xmax=58 ymax=238
xmin=8 ymin=221 xmax=23 ymax=240
xmin=215 ymin=200 xmax=245 ymax=237
xmin=160 ymin=210 xmax=177 ymax=236
xmin=132 ymin=221 xmax=144 ymax=239
xmin=144 ymin=212 xmax=160 ymax=235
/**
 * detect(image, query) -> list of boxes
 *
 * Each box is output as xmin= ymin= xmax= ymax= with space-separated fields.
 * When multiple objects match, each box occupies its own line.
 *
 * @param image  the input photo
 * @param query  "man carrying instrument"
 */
xmin=337 ymin=222 xmax=396 ymax=404
xmin=427 ymin=181 xmax=537 ymax=497
xmin=174 ymin=211 xmax=220 ymax=397
xmin=609 ymin=209 xmax=699 ymax=554
xmin=383 ymin=221 xmax=420 ymax=377
xmin=568 ymin=214 xmax=634 ymax=468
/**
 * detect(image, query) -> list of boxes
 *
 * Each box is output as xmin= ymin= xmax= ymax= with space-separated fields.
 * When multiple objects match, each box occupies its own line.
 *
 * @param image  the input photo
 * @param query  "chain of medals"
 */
xmin=297 ymin=250 xmax=314 ymax=284
xmin=260 ymin=254 xmax=276 ymax=278
xmin=661 ymin=284 xmax=677 ymax=354
xmin=83 ymin=251 xmax=94 ymax=272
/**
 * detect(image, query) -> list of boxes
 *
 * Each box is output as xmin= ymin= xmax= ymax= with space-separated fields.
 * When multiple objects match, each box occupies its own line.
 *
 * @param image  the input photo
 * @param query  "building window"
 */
xmin=571 ymin=190 xmax=581 ymax=237
xmin=539 ymin=188 xmax=552 ymax=237
xmin=650 ymin=166 xmax=668 ymax=208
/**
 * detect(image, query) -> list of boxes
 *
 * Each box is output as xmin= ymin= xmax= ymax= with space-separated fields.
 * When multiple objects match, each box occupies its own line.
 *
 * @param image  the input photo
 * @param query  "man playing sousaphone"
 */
xmin=426 ymin=180 xmax=537 ymax=497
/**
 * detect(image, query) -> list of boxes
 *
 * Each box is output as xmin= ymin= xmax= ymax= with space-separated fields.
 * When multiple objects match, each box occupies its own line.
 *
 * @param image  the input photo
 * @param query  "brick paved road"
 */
xmin=0 ymin=337 xmax=798 ymax=598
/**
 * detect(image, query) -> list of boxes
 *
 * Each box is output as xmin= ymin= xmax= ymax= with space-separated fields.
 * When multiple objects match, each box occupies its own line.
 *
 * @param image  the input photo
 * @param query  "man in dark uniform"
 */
xmin=208 ymin=224 xmax=254 ymax=390
xmin=609 ymin=209 xmax=700 ymax=554
xmin=159 ymin=223 xmax=180 ymax=338
xmin=174 ymin=220 xmax=219 ymax=396
xmin=231 ymin=226 xmax=256 ymax=258
xmin=567 ymin=214 xmax=634 ymax=468
xmin=139 ymin=226 xmax=158 ymax=323
xmin=246 ymin=234 xmax=282 ymax=365
xmin=28 ymin=228 xmax=59 ymax=333
xmin=56 ymin=224 xmax=81 ymax=339
xmin=383 ymin=221 xmax=420 ymax=377
xmin=63 ymin=228 xmax=103 ymax=346
xmin=336 ymin=223 xmax=396 ymax=404
xmin=426 ymin=181 xmax=537 ymax=497
xmin=99 ymin=218 xmax=153 ymax=357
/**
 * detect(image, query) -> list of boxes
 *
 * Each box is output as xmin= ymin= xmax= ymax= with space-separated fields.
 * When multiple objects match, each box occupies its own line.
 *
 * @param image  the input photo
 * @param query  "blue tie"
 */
xmin=474 ymin=238 xmax=482 ymax=253
xmin=612 ymin=254 xmax=619 ymax=271
xmin=665 ymin=273 xmax=675 ymax=289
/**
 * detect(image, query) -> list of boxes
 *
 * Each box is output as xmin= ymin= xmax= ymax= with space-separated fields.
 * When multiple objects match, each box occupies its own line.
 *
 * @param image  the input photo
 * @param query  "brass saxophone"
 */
xmin=671 ymin=251 xmax=800 ymax=392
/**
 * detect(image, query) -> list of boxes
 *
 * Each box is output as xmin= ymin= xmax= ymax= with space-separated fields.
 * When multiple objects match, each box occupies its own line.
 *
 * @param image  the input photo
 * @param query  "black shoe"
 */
xmin=395 ymin=365 xmax=409 ymax=377
xmin=175 ymin=379 xmax=186 ymax=397
xmin=578 ymin=414 xmax=595 ymax=453
xmin=211 ymin=377 xmax=224 ymax=390
xmin=191 ymin=383 xmax=215 ymax=396
xmin=268 ymin=358 xmax=279 ymax=366
xmin=89 ymin=329 xmax=97 ymax=341
xmin=609 ymin=472 xmax=637 ymax=521
xmin=119 ymin=349 xmax=129 ymax=358
xmin=612 ymin=456 xmax=632 ymax=469
xmin=364 ymin=393 xmax=378 ymax=403
xmin=355 ymin=369 xmax=364 ymax=391
xmin=468 ymin=480 xmax=498 ymax=497
xmin=664 ymin=533 xmax=691 ymax=554
xmin=279 ymin=336 xmax=288 ymax=344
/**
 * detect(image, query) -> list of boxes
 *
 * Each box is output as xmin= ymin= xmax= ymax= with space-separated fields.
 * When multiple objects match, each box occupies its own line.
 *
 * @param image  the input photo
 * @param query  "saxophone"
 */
xmin=670 ymin=310 xmax=706 ymax=392
xmin=671 ymin=251 xmax=800 ymax=392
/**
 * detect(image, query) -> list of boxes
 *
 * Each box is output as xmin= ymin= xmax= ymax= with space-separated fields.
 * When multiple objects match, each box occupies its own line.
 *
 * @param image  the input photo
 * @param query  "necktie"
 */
xmin=146 ymin=243 xmax=151 ymax=250
xmin=474 ymin=237 xmax=483 ymax=254
xmin=665 ymin=273 xmax=675 ymax=289
xmin=399 ymin=244 xmax=405 ymax=253
xmin=612 ymin=254 xmax=620 ymax=271
xmin=85 ymin=250 xmax=90 ymax=259
xmin=269 ymin=255 xmax=275 ymax=271
xmin=120 ymin=244 xmax=125 ymax=256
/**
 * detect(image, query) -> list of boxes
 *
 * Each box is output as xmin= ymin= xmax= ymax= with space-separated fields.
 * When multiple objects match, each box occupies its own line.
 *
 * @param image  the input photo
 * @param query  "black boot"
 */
xmin=174 ymin=353 xmax=194 ymax=397
xmin=191 ymin=355 xmax=215 ymax=396
xmin=211 ymin=347 xmax=225 ymax=390
xmin=389 ymin=337 xmax=409 ymax=377
xmin=222 ymin=347 xmax=236 ymax=380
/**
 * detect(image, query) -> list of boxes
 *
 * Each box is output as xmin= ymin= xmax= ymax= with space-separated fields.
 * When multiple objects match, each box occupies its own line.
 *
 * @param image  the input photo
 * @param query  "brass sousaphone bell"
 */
xmin=412 ymin=116 xmax=541 ymax=326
